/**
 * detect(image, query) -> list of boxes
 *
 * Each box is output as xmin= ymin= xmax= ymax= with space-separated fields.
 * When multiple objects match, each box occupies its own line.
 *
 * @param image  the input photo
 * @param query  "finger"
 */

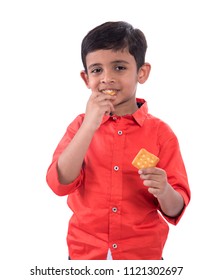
xmin=90 ymin=90 xmax=102 ymax=98
xmin=97 ymin=98 xmax=115 ymax=110
xmin=143 ymin=179 xmax=159 ymax=188
xmin=138 ymin=167 xmax=161 ymax=175
xmin=97 ymin=94 xmax=117 ymax=103
xmin=140 ymin=173 xmax=161 ymax=183
xmin=105 ymin=103 xmax=115 ymax=115
xmin=148 ymin=187 xmax=158 ymax=198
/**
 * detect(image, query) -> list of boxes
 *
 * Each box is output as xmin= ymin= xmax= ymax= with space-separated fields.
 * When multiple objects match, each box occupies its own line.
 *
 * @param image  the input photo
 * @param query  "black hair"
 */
xmin=81 ymin=21 xmax=147 ymax=73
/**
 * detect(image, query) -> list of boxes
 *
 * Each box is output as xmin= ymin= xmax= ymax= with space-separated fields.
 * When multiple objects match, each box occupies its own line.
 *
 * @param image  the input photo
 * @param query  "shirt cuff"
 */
xmin=160 ymin=189 xmax=190 ymax=225
xmin=46 ymin=160 xmax=83 ymax=196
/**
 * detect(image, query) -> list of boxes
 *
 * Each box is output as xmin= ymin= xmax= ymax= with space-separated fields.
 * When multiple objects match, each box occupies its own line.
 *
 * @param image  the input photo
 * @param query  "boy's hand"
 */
xmin=138 ymin=167 xmax=170 ymax=198
xmin=84 ymin=91 xmax=116 ymax=130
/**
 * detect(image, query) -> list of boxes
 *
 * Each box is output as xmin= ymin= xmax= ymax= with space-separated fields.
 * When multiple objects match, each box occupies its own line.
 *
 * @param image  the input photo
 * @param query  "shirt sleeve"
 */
xmin=46 ymin=115 xmax=84 ymax=196
xmin=156 ymin=122 xmax=191 ymax=225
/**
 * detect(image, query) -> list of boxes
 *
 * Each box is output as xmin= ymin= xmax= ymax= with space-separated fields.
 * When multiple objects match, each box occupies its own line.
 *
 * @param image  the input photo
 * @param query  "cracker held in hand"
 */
xmin=132 ymin=148 xmax=159 ymax=169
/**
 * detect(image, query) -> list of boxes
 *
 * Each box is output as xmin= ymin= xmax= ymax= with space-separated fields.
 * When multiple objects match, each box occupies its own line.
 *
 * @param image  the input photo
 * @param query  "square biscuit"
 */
xmin=132 ymin=148 xmax=159 ymax=169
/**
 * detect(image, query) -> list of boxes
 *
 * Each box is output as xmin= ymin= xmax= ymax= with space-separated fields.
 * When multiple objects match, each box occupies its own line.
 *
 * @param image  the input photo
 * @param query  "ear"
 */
xmin=137 ymin=63 xmax=151 ymax=84
xmin=80 ymin=70 xmax=90 ymax=89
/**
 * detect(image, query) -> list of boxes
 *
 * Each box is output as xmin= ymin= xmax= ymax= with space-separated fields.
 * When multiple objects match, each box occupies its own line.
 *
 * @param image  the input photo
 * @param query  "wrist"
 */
xmin=81 ymin=118 xmax=99 ymax=134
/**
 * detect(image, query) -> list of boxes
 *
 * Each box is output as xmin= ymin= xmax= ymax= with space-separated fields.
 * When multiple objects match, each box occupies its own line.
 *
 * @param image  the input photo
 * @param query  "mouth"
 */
xmin=101 ymin=89 xmax=117 ymax=96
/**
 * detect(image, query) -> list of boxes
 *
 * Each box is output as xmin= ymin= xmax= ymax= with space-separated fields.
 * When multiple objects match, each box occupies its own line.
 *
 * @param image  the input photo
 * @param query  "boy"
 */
xmin=46 ymin=21 xmax=191 ymax=260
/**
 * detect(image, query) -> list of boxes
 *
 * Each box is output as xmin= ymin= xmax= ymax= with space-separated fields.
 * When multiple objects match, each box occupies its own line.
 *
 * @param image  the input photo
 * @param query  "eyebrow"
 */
xmin=88 ymin=60 xmax=130 ymax=70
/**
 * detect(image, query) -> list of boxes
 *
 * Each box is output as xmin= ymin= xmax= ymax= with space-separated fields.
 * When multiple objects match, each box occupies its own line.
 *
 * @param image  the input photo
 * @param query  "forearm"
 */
xmin=57 ymin=122 xmax=96 ymax=184
xmin=157 ymin=184 xmax=184 ymax=218
xmin=57 ymin=91 xmax=116 ymax=184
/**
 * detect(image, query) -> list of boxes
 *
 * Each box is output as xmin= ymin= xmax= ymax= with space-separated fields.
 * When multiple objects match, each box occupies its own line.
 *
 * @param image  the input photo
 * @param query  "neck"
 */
xmin=113 ymin=101 xmax=138 ymax=116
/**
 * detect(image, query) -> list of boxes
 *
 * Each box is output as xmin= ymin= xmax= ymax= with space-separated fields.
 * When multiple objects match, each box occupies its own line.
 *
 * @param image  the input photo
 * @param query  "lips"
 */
xmin=101 ymin=89 xmax=117 ymax=95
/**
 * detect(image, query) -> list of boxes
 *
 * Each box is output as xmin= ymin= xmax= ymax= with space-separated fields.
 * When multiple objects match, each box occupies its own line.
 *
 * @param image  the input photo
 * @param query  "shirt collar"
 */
xmin=102 ymin=98 xmax=148 ymax=127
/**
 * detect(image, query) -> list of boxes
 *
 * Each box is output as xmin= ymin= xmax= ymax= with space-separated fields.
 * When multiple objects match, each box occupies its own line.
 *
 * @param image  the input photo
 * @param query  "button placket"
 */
xmin=109 ymin=119 xmax=125 ymax=246
xmin=112 ymin=243 xmax=118 ymax=249
xmin=114 ymin=165 xmax=119 ymax=171
xmin=117 ymin=130 xmax=123 ymax=135
xmin=112 ymin=207 xmax=118 ymax=213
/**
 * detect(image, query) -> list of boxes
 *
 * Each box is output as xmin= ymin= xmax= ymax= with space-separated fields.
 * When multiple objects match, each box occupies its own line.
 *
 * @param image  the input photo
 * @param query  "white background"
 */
xmin=0 ymin=0 xmax=211 ymax=278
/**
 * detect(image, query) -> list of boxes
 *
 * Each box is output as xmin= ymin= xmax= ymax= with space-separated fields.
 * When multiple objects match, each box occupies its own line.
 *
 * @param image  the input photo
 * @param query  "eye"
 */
xmin=90 ymin=67 xmax=102 ymax=74
xmin=115 ymin=65 xmax=126 ymax=71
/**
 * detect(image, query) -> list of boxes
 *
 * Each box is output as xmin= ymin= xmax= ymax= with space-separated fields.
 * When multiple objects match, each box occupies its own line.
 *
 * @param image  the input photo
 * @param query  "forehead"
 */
xmin=86 ymin=48 xmax=136 ymax=67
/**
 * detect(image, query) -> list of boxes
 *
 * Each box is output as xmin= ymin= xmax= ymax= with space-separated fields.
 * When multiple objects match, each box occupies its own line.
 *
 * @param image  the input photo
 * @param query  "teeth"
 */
xmin=102 ymin=89 xmax=116 ymax=95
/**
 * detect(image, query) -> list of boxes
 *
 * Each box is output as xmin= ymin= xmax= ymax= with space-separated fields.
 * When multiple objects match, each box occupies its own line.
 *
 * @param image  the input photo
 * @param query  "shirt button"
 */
xmin=112 ymin=207 xmax=118 ymax=213
xmin=114 ymin=166 xmax=119 ymax=171
xmin=117 ymin=130 xmax=122 ymax=135
xmin=112 ymin=243 xmax=118 ymax=249
xmin=113 ymin=117 xmax=117 ymax=121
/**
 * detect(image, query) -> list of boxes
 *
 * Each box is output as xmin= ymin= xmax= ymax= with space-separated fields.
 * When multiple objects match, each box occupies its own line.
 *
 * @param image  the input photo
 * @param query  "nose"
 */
xmin=100 ymin=70 xmax=115 ymax=84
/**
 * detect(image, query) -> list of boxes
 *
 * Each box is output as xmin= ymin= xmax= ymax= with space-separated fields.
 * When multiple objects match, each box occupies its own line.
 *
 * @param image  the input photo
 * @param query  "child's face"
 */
xmin=81 ymin=48 xmax=150 ymax=115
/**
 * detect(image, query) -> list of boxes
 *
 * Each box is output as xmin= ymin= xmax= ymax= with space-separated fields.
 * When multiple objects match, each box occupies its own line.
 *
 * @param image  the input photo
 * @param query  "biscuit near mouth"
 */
xmin=102 ymin=89 xmax=116 ymax=96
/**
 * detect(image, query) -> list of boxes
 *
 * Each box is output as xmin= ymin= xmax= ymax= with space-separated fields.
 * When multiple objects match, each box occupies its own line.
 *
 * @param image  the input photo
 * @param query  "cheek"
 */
xmin=86 ymin=77 xmax=98 ymax=89
xmin=124 ymin=73 xmax=138 ymax=85
xmin=123 ymin=78 xmax=137 ymax=92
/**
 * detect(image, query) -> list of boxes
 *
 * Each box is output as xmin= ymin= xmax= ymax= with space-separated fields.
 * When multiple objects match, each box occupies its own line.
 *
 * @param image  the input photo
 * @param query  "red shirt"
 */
xmin=46 ymin=99 xmax=190 ymax=260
